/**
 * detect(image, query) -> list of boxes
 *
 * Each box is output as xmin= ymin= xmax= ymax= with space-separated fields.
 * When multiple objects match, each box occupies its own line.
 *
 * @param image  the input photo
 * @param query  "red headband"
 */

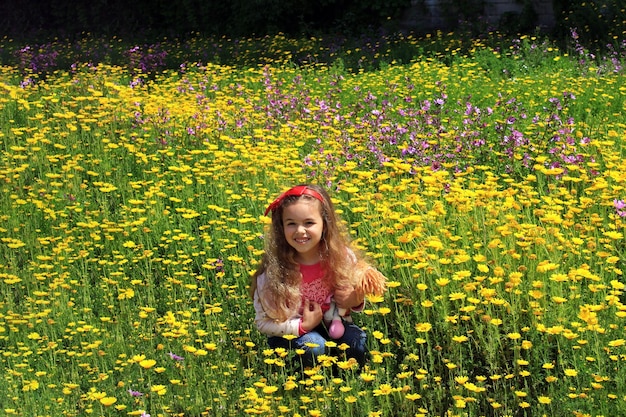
xmin=264 ymin=186 xmax=325 ymax=216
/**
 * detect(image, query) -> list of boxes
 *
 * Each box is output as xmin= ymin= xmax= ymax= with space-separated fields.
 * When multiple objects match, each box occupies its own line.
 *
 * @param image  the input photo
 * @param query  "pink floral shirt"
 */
xmin=299 ymin=263 xmax=332 ymax=311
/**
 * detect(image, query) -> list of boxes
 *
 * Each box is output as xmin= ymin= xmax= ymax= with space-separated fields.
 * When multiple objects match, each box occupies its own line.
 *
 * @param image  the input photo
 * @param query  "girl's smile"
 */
xmin=282 ymin=199 xmax=324 ymax=265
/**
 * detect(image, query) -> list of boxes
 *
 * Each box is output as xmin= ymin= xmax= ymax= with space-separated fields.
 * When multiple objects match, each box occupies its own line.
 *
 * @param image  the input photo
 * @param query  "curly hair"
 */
xmin=251 ymin=184 xmax=361 ymax=321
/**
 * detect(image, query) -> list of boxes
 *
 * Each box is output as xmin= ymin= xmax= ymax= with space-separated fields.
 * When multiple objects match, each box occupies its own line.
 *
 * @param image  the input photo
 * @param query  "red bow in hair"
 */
xmin=264 ymin=185 xmax=325 ymax=216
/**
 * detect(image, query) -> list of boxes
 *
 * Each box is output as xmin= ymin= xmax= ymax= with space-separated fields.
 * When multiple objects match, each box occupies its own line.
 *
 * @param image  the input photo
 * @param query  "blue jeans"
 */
xmin=268 ymin=321 xmax=368 ymax=369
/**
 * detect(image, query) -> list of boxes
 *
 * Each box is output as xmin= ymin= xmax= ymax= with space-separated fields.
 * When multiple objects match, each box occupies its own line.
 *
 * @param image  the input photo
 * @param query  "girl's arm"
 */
xmin=253 ymin=273 xmax=302 ymax=337
xmin=334 ymin=284 xmax=364 ymax=311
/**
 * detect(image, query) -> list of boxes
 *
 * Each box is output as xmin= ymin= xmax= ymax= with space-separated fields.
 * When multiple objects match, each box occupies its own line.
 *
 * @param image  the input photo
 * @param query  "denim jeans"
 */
xmin=267 ymin=321 xmax=368 ymax=369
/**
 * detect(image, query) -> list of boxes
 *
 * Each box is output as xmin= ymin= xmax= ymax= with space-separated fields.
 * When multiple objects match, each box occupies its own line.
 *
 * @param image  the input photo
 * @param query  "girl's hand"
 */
xmin=334 ymin=285 xmax=363 ymax=310
xmin=301 ymin=299 xmax=322 ymax=332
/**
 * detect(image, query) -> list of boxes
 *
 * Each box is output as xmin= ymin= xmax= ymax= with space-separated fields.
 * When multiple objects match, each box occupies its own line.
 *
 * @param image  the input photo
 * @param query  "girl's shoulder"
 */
xmin=255 ymin=271 xmax=268 ymax=287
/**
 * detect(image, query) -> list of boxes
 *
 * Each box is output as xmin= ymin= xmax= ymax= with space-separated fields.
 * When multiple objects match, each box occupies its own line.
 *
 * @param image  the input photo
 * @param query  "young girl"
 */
xmin=251 ymin=184 xmax=378 ymax=369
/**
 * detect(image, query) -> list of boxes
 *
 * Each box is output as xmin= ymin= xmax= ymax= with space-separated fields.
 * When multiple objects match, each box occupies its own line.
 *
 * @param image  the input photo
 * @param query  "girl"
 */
xmin=251 ymin=184 xmax=377 ymax=369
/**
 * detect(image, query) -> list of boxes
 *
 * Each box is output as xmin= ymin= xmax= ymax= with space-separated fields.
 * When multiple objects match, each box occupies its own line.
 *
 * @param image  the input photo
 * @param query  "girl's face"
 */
xmin=282 ymin=198 xmax=325 ymax=265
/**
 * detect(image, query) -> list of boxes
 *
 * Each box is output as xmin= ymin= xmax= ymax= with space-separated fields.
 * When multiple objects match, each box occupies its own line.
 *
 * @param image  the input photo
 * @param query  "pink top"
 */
xmin=299 ymin=263 xmax=332 ymax=311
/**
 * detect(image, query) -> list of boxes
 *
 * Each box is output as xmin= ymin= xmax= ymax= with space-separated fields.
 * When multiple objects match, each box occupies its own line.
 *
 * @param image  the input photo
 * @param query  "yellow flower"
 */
xmin=536 ymin=261 xmax=559 ymax=273
xmin=538 ymin=395 xmax=552 ymax=405
xmin=464 ymin=382 xmax=486 ymax=393
xmin=454 ymin=376 xmax=469 ymax=385
xmin=564 ymin=368 xmax=578 ymax=377
xmin=372 ymin=331 xmax=384 ymax=339
xmin=262 ymin=385 xmax=278 ymax=394
xmin=604 ymin=231 xmax=623 ymax=240
xmin=118 ymin=288 xmax=135 ymax=300
xmin=427 ymin=238 xmax=444 ymax=250
xmin=415 ymin=322 xmax=432 ymax=332
xmin=360 ymin=372 xmax=376 ymax=382
xmin=139 ymin=359 xmax=156 ymax=369
xmin=99 ymin=397 xmax=117 ymax=406
xmin=435 ymin=278 xmax=450 ymax=287
xmin=22 ymin=380 xmax=39 ymax=391
xmin=337 ymin=358 xmax=359 ymax=371
xmin=284 ymin=380 xmax=298 ymax=391
xmin=373 ymin=383 xmax=394 ymax=396
xmin=367 ymin=294 xmax=385 ymax=303
xmin=150 ymin=385 xmax=167 ymax=395
xmin=449 ymin=292 xmax=466 ymax=301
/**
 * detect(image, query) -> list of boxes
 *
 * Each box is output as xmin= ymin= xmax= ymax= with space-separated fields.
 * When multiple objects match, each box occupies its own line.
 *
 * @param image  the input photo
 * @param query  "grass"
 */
xmin=0 ymin=30 xmax=625 ymax=417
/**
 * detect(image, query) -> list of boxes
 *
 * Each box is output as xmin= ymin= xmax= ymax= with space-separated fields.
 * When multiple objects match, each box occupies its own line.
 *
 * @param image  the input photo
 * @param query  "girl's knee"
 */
xmin=343 ymin=324 xmax=367 ymax=344
xmin=340 ymin=324 xmax=368 ymax=363
xmin=298 ymin=332 xmax=326 ymax=355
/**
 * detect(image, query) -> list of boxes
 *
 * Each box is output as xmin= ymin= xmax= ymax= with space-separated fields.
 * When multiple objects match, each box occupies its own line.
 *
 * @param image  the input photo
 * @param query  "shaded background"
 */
xmin=1 ymin=0 xmax=624 ymax=46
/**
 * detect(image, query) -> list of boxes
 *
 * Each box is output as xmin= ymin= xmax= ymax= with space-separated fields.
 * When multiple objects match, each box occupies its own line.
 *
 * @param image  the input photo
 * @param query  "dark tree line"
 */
xmin=1 ymin=0 xmax=624 ymax=48
xmin=0 ymin=0 xmax=410 ymax=40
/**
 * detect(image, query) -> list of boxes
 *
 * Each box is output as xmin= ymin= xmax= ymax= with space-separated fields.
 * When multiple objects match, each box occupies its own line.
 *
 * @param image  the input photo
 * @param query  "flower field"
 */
xmin=0 ymin=33 xmax=625 ymax=417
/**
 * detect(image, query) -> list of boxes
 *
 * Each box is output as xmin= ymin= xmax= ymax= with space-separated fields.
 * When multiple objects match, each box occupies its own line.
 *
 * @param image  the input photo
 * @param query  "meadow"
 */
xmin=0 ymin=31 xmax=625 ymax=417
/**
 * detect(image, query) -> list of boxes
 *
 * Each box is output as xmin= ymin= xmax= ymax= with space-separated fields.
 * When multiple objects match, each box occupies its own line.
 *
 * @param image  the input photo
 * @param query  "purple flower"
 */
xmin=168 ymin=352 xmax=184 ymax=361
xmin=128 ymin=389 xmax=143 ymax=397
xmin=614 ymin=199 xmax=626 ymax=217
